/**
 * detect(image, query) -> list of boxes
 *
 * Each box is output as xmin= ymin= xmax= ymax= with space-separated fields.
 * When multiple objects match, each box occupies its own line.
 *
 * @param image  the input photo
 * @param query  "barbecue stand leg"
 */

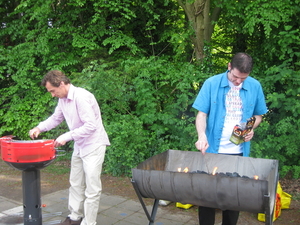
xmin=131 ymin=179 xmax=159 ymax=225
xmin=264 ymin=194 xmax=272 ymax=225
xmin=22 ymin=169 xmax=42 ymax=225
xmin=264 ymin=173 xmax=279 ymax=225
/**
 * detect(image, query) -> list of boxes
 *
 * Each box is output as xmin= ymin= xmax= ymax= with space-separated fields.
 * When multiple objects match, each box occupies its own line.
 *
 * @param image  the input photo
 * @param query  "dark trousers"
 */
xmin=198 ymin=206 xmax=239 ymax=225
xmin=198 ymin=153 xmax=242 ymax=225
xmin=198 ymin=206 xmax=240 ymax=225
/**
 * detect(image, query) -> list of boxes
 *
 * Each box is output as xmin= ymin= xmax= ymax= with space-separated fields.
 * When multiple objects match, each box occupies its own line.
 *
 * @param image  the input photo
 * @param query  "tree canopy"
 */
xmin=0 ymin=0 xmax=299 ymax=177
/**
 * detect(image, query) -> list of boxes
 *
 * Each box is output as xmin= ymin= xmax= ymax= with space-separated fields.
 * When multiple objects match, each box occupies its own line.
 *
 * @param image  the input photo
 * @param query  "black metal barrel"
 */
xmin=132 ymin=150 xmax=279 ymax=225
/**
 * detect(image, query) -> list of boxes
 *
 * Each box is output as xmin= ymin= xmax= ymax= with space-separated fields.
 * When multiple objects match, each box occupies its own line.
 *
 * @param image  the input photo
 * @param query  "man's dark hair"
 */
xmin=230 ymin=52 xmax=253 ymax=74
xmin=41 ymin=70 xmax=71 ymax=87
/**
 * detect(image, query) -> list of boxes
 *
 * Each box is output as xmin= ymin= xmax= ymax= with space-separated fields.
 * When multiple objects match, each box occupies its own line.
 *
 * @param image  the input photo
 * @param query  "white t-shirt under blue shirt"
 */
xmin=218 ymin=80 xmax=243 ymax=154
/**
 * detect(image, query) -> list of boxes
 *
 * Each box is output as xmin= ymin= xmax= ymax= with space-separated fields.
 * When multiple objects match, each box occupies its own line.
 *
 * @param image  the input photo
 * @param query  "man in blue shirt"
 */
xmin=192 ymin=53 xmax=268 ymax=225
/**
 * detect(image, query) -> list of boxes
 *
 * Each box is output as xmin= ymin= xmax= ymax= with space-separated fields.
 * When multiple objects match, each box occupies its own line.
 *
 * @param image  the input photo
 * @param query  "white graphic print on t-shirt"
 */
xmin=218 ymin=82 xmax=243 ymax=154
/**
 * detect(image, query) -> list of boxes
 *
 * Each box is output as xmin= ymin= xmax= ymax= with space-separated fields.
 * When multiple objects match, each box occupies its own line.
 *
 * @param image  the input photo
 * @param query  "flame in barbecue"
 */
xmin=177 ymin=167 xmax=189 ymax=173
xmin=183 ymin=167 xmax=189 ymax=173
xmin=254 ymin=175 xmax=259 ymax=180
xmin=212 ymin=167 xmax=218 ymax=175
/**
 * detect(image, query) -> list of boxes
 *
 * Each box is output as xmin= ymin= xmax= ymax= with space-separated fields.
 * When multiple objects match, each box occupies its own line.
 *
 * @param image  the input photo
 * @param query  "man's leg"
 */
xmin=68 ymin=153 xmax=85 ymax=221
xmin=81 ymin=145 xmax=106 ymax=225
xmin=222 ymin=210 xmax=239 ymax=225
xmin=198 ymin=206 xmax=215 ymax=225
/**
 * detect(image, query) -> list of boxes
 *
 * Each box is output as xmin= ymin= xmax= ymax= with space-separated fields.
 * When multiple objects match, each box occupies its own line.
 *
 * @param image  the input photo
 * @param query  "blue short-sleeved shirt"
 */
xmin=192 ymin=71 xmax=268 ymax=157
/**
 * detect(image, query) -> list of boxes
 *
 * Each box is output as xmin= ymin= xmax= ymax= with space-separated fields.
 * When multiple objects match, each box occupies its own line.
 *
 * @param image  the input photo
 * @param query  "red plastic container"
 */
xmin=0 ymin=136 xmax=56 ymax=163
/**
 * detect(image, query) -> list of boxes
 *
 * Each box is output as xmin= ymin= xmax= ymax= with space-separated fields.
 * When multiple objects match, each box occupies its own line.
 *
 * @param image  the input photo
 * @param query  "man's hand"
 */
xmin=244 ymin=129 xmax=254 ymax=142
xmin=54 ymin=135 xmax=67 ymax=147
xmin=29 ymin=127 xmax=41 ymax=139
xmin=195 ymin=139 xmax=209 ymax=155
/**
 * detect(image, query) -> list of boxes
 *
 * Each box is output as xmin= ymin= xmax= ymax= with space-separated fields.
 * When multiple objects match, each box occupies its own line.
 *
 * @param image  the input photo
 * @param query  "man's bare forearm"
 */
xmin=195 ymin=111 xmax=207 ymax=140
xmin=195 ymin=111 xmax=209 ymax=154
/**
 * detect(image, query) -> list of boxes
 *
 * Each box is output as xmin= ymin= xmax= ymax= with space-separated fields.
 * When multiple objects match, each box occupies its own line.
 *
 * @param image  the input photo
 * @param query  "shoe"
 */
xmin=70 ymin=218 xmax=82 ymax=225
xmin=57 ymin=217 xmax=82 ymax=225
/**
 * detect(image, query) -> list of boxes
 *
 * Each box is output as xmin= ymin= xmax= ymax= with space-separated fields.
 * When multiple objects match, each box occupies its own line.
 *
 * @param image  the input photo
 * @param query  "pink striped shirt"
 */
xmin=37 ymin=84 xmax=110 ymax=157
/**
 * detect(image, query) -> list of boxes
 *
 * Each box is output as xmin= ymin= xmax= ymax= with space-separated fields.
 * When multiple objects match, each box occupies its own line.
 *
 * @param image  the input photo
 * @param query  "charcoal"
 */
xmin=217 ymin=172 xmax=226 ymax=177
xmin=232 ymin=172 xmax=241 ymax=177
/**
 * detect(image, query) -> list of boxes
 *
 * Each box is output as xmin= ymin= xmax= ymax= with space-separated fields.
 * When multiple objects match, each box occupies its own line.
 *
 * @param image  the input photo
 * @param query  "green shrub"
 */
xmin=251 ymin=63 xmax=300 ymax=178
xmin=84 ymin=57 xmax=208 ymax=176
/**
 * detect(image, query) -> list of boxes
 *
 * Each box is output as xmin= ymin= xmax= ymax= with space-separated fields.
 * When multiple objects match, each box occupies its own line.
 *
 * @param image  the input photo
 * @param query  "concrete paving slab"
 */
xmin=0 ymin=189 xmax=200 ymax=225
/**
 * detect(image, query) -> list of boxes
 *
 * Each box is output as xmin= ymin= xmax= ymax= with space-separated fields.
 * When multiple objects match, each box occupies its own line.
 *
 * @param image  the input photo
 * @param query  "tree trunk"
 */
xmin=177 ymin=0 xmax=221 ymax=60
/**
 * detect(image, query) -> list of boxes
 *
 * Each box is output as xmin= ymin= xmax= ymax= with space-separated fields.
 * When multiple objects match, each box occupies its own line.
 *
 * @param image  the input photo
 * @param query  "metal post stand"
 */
xmin=22 ymin=169 xmax=42 ymax=225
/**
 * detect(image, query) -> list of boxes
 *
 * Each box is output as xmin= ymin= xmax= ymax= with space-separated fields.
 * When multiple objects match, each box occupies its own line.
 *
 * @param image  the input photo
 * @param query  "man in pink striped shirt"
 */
xmin=29 ymin=70 xmax=110 ymax=225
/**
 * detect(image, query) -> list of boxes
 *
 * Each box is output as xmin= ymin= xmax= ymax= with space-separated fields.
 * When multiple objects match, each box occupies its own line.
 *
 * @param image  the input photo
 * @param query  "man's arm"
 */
xmin=253 ymin=115 xmax=263 ymax=129
xmin=29 ymin=105 xmax=64 ymax=140
xmin=195 ymin=111 xmax=209 ymax=155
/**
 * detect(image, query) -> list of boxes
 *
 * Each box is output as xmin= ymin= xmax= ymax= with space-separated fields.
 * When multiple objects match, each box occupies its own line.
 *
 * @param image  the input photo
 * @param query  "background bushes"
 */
xmin=0 ymin=0 xmax=299 ymax=178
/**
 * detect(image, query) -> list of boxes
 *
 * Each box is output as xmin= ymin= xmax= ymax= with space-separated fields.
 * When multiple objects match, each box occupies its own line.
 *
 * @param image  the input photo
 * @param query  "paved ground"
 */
xmin=0 ymin=189 xmax=199 ymax=225
xmin=1 ymin=187 xmax=298 ymax=225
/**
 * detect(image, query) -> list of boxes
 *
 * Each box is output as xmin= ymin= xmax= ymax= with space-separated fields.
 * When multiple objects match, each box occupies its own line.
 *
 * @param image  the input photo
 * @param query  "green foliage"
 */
xmin=247 ymin=1 xmax=300 ymax=178
xmin=0 ymin=0 xmax=185 ymax=143
xmin=0 ymin=0 xmax=300 ymax=179
xmin=243 ymin=0 xmax=297 ymax=37
xmin=80 ymin=56 xmax=208 ymax=175
xmin=103 ymin=115 xmax=150 ymax=176
xmin=213 ymin=0 xmax=300 ymax=178
xmin=43 ymin=151 xmax=72 ymax=175
xmin=251 ymin=64 xmax=300 ymax=178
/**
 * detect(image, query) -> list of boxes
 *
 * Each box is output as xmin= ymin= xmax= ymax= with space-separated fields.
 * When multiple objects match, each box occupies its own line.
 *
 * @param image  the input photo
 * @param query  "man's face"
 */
xmin=45 ymin=81 xmax=67 ymax=98
xmin=227 ymin=63 xmax=249 ymax=86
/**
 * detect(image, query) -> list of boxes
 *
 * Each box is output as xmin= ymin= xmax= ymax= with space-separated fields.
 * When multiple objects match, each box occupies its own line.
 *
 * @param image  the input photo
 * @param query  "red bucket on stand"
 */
xmin=0 ymin=136 xmax=56 ymax=170
xmin=0 ymin=136 xmax=59 ymax=225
